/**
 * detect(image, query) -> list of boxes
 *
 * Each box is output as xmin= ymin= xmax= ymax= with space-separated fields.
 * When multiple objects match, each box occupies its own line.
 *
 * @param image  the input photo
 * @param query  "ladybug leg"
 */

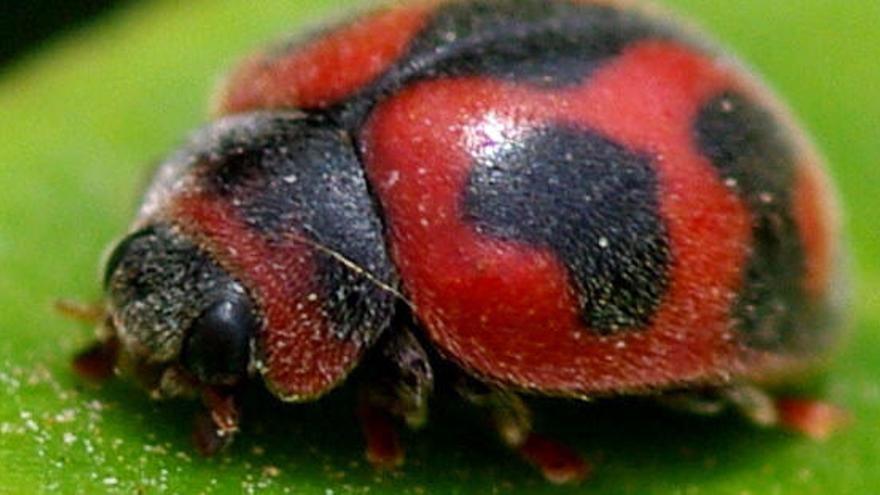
xmin=69 ymin=308 xmax=120 ymax=382
xmin=661 ymin=385 xmax=849 ymax=440
xmin=658 ymin=386 xmax=769 ymax=421
xmin=721 ymin=386 xmax=849 ymax=440
xmin=773 ymin=397 xmax=850 ymax=440
xmin=456 ymin=378 xmax=589 ymax=484
xmin=72 ymin=336 xmax=119 ymax=382
xmin=153 ymin=365 xmax=200 ymax=400
xmin=720 ymin=384 xmax=780 ymax=427
xmin=357 ymin=396 xmax=404 ymax=469
xmin=357 ymin=326 xmax=434 ymax=469
xmin=192 ymin=386 xmax=241 ymax=456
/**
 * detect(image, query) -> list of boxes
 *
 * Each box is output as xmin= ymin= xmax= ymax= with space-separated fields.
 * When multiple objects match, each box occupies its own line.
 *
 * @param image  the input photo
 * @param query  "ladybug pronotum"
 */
xmin=68 ymin=0 xmax=848 ymax=483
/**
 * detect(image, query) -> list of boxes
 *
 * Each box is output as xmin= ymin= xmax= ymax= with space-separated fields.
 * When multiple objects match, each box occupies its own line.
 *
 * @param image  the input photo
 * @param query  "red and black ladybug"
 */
xmin=68 ymin=0 xmax=848 ymax=484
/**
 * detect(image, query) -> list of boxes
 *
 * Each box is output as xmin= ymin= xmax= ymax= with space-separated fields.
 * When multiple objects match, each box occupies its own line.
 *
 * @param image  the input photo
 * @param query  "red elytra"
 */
xmin=361 ymin=41 xmax=754 ymax=394
xmin=213 ymin=6 xmax=841 ymax=395
xmin=219 ymin=4 xmax=432 ymax=113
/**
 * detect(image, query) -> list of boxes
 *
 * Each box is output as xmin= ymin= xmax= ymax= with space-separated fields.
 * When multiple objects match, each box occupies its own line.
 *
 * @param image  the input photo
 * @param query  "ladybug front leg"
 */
xmin=357 ymin=325 xmax=434 ymax=469
xmin=61 ymin=299 xmax=120 ymax=381
xmin=147 ymin=365 xmax=241 ymax=457
xmin=456 ymin=378 xmax=589 ymax=485
xmin=192 ymin=386 xmax=241 ymax=456
xmin=71 ymin=336 xmax=119 ymax=382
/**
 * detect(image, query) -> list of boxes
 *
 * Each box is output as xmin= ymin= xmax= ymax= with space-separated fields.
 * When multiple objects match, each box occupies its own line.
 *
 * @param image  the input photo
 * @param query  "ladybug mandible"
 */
xmin=68 ymin=0 xmax=848 ymax=483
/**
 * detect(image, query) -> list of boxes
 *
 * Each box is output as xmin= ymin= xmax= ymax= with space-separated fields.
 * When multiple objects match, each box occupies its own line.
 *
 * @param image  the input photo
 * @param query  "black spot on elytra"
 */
xmin=401 ymin=0 xmax=666 ymax=87
xmin=694 ymin=91 xmax=812 ymax=351
xmin=189 ymin=113 xmax=397 ymax=346
xmin=463 ymin=124 xmax=670 ymax=334
xmin=333 ymin=0 xmax=678 ymax=127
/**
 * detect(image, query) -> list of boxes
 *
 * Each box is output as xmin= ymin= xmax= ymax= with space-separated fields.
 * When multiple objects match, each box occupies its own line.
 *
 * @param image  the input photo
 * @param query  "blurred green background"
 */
xmin=0 ymin=0 xmax=877 ymax=493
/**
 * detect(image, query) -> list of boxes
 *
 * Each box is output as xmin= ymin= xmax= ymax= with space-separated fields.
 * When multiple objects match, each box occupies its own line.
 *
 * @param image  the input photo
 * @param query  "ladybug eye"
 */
xmin=181 ymin=292 xmax=257 ymax=384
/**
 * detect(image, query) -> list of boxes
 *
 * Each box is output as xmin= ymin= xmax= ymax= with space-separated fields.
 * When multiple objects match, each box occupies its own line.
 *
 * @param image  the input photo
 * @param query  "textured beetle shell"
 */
xmin=140 ymin=0 xmax=845 ymax=398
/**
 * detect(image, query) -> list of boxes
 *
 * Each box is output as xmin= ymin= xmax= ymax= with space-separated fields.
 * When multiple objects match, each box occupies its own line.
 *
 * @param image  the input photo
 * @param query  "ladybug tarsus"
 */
xmin=357 ymin=400 xmax=405 ymax=470
xmin=517 ymin=433 xmax=591 ymax=485
xmin=456 ymin=378 xmax=532 ymax=447
xmin=71 ymin=337 xmax=119 ymax=382
xmin=356 ymin=325 xmax=434 ymax=467
xmin=193 ymin=410 xmax=229 ymax=457
xmin=456 ymin=376 xmax=588 ymax=484
xmin=659 ymin=385 xmax=849 ymax=439
xmin=193 ymin=387 xmax=241 ymax=456
xmin=775 ymin=397 xmax=850 ymax=440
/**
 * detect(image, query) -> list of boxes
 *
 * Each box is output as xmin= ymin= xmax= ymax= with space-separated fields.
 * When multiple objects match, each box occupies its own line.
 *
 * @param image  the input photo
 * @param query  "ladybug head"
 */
xmin=103 ymin=224 xmax=258 ymax=387
xmin=94 ymin=112 xmax=398 ymax=401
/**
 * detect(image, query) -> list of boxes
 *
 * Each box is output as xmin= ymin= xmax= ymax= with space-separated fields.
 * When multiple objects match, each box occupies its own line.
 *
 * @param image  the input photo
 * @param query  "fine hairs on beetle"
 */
xmin=63 ymin=0 xmax=849 ymax=484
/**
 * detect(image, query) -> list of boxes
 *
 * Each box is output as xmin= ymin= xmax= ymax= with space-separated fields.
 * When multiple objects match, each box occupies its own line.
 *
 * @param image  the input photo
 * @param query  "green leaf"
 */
xmin=1 ymin=1 xmax=877 ymax=493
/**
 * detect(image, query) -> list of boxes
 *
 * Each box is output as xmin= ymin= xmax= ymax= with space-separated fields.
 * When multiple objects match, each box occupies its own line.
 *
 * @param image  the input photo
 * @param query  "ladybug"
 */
xmin=67 ymin=0 xmax=848 ymax=484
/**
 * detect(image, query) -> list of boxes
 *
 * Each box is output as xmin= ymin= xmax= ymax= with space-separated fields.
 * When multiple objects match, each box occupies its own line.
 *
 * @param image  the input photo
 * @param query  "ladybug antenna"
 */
xmin=288 ymin=234 xmax=414 ymax=308
xmin=55 ymin=298 xmax=107 ymax=325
